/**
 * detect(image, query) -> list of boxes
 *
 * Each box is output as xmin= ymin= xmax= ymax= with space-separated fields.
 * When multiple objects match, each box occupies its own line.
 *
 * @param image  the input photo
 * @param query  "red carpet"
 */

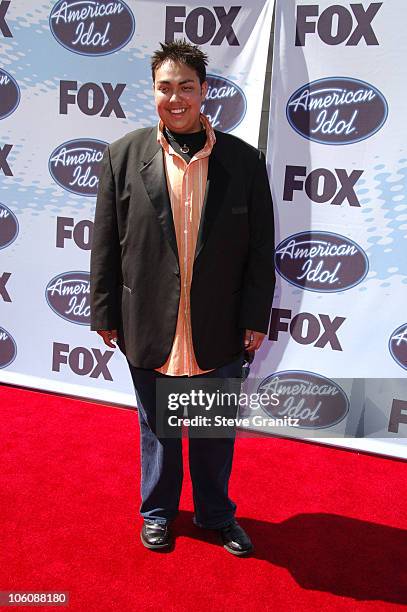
xmin=0 ymin=384 xmax=406 ymax=611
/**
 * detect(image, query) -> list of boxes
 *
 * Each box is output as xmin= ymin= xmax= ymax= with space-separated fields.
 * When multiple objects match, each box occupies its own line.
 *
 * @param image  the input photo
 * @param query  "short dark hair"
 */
xmin=151 ymin=39 xmax=208 ymax=85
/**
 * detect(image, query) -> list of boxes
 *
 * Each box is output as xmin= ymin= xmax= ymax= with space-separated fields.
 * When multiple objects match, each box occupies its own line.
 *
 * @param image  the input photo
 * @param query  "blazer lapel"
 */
xmin=140 ymin=140 xmax=179 ymax=267
xmin=194 ymin=145 xmax=230 ymax=263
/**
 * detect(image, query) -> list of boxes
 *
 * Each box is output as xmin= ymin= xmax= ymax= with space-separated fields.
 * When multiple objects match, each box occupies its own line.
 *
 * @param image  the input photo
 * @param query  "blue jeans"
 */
xmin=127 ymin=355 xmax=243 ymax=529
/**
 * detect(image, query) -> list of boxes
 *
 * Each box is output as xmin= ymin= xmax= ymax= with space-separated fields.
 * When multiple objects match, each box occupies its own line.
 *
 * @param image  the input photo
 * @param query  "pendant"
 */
xmin=180 ymin=144 xmax=190 ymax=154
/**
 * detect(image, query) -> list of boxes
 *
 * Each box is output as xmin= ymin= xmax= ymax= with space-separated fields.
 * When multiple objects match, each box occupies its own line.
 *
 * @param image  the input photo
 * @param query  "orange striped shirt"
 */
xmin=155 ymin=113 xmax=216 ymax=376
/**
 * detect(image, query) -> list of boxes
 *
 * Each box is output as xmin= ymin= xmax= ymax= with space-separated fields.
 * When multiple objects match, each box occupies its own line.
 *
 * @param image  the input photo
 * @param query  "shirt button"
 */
xmin=184 ymin=229 xmax=188 ymax=233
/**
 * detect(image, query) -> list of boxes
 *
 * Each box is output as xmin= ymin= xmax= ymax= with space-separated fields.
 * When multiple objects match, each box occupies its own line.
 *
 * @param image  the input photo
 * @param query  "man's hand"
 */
xmin=97 ymin=329 xmax=118 ymax=349
xmin=244 ymin=329 xmax=265 ymax=351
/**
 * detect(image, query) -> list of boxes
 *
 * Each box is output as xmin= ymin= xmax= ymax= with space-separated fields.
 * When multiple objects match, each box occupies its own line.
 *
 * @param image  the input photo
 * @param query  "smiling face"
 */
xmin=153 ymin=60 xmax=208 ymax=134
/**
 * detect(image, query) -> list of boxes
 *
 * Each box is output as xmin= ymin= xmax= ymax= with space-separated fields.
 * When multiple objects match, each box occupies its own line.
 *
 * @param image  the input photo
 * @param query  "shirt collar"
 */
xmin=157 ymin=112 xmax=216 ymax=159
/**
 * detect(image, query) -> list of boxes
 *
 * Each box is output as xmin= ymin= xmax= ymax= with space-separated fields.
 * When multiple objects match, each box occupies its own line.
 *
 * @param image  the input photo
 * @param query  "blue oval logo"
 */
xmin=286 ymin=77 xmax=388 ymax=145
xmin=45 ymin=271 xmax=90 ymax=325
xmin=49 ymin=0 xmax=135 ymax=56
xmin=201 ymin=74 xmax=246 ymax=132
xmin=257 ymin=370 xmax=349 ymax=429
xmin=0 ymin=202 xmax=19 ymax=250
xmin=49 ymin=139 xmax=107 ymax=197
xmin=389 ymin=323 xmax=407 ymax=371
xmin=0 ymin=326 xmax=17 ymax=368
xmin=0 ymin=69 xmax=20 ymax=120
xmin=275 ymin=231 xmax=369 ymax=293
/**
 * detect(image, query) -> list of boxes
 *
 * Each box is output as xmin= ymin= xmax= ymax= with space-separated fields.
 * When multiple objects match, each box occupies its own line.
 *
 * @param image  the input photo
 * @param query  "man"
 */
xmin=90 ymin=40 xmax=275 ymax=556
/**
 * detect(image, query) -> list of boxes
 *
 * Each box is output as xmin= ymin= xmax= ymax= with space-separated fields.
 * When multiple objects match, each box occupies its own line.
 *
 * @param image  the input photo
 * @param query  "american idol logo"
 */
xmin=49 ymin=139 xmax=107 ymax=197
xmin=46 ymin=271 xmax=90 ymax=325
xmin=0 ymin=69 xmax=20 ymax=120
xmin=286 ymin=77 xmax=388 ymax=145
xmin=0 ymin=203 xmax=19 ymax=250
xmin=49 ymin=0 xmax=135 ymax=56
xmin=258 ymin=371 xmax=349 ymax=429
xmin=0 ymin=326 xmax=17 ymax=368
xmin=275 ymin=231 xmax=369 ymax=292
xmin=201 ymin=74 xmax=246 ymax=132
xmin=389 ymin=324 xmax=407 ymax=371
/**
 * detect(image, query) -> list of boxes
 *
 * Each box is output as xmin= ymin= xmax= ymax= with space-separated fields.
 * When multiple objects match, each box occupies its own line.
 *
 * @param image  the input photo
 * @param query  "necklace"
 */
xmin=164 ymin=125 xmax=205 ymax=156
xmin=165 ymin=128 xmax=189 ymax=153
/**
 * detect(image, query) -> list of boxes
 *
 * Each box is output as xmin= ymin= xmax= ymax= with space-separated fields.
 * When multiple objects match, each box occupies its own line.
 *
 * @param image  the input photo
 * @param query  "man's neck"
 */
xmin=163 ymin=122 xmax=207 ymax=162
xmin=164 ymin=121 xmax=205 ymax=136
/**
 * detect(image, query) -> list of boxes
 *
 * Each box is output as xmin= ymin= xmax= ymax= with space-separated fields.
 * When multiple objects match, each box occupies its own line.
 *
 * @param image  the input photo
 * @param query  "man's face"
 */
xmin=153 ymin=60 xmax=208 ymax=133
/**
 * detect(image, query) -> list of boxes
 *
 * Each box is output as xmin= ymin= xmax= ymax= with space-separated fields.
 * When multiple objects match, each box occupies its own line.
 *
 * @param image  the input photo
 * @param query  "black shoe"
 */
xmin=140 ymin=521 xmax=172 ymax=550
xmin=218 ymin=520 xmax=253 ymax=556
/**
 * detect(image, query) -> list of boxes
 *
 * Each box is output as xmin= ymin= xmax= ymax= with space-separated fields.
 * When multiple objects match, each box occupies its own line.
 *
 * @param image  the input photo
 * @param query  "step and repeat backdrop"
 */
xmin=1 ymin=0 xmax=406 ymax=458
xmin=257 ymin=0 xmax=407 ymax=458
xmin=0 ymin=0 xmax=273 ymax=392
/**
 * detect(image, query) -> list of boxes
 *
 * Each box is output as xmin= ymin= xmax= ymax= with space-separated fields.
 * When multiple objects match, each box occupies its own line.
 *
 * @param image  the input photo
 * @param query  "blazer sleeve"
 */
xmin=90 ymin=145 xmax=121 ymax=331
xmin=238 ymin=150 xmax=275 ymax=334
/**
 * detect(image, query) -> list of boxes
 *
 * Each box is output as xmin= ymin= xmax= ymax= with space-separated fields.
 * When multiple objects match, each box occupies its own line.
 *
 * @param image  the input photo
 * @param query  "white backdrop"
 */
xmin=257 ymin=0 xmax=407 ymax=458
xmin=0 ymin=0 xmax=274 ymax=400
xmin=1 ymin=0 xmax=406 ymax=458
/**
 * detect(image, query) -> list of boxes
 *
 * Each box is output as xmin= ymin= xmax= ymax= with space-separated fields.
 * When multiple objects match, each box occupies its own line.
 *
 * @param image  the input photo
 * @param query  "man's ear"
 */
xmin=201 ymin=80 xmax=208 ymax=101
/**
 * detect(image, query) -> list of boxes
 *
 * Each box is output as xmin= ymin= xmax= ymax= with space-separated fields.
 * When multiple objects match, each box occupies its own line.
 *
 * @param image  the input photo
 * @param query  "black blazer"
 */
xmin=90 ymin=126 xmax=275 ymax=370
